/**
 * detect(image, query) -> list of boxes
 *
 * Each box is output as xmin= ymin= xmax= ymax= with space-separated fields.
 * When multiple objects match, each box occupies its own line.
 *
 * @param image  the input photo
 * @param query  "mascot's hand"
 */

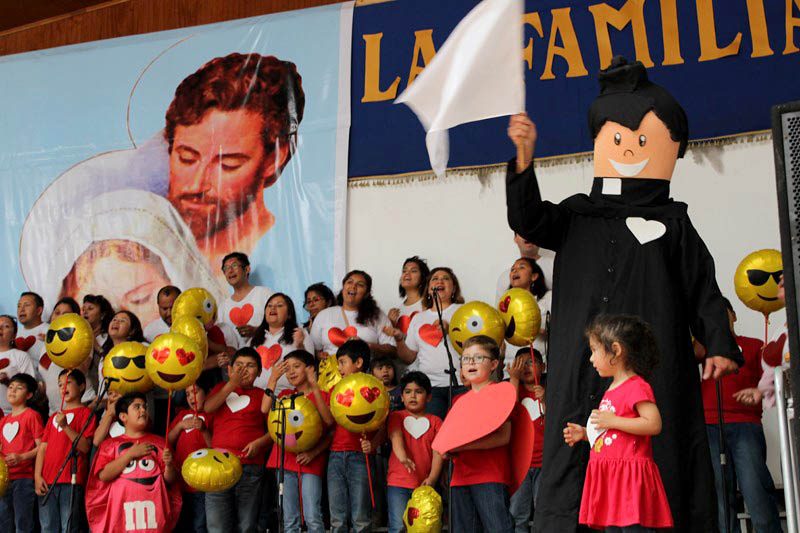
xmin=508 ymin=113 xmax=537 ymax=173
xmin=703 ymin=356 xmax=739 ymax=380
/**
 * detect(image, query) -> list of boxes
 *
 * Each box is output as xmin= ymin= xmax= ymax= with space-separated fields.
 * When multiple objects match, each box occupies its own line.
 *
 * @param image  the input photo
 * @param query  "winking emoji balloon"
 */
xmin=268 ymin=395 xmax=323 ymax=453
xmin=181 ymin=448 xmax=242 ymax=492
xmin=498 ymin=288 xmax=542 ymax=346
xmin=449 ymin=301 xmax=506 ymax=355
xmin=45 ymin=313 xmax=93 ymax=370
xmin=172 ymin=288 xmax=217 ymax=326
xmin=404 ymin=485 xmax=442 ymax=532
xmin=330 ymin=373 xmax=389 ymax=433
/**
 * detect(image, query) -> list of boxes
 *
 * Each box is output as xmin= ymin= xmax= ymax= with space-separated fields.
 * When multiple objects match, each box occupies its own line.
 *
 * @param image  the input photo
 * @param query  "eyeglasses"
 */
xmin=304 ymin=297 xmax=323 ymax=306
xmin=222 ymin=262 xmax=244 ymax=273
xmin=746 ymin=269 xmax=782 ymax=286
xmin=111 ymin=355 xmax=146 ymax=369
xmin=461 ymin=355 xmax=491 ymax=365
xmin=46 ymin=328 xmax=75 ymax=343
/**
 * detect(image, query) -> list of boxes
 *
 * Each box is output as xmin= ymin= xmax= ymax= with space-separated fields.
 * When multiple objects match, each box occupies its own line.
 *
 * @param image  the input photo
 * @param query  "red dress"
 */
xmin=579 ymin=375 xmax=673 ymax=529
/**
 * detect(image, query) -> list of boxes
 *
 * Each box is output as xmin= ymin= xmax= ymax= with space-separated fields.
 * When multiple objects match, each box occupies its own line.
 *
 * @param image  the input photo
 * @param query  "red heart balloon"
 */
xmin=328 ymin=326 xmax=359 ymax=347
xmin=229 ymin=304 xmax=254 ymax=327
xmin=14 ymin=336 xmax=35 ymax=352
xmin=397 ymin=312 xmax=418 ymax=334
xmin=418 ymin=323 xmax=443 ymax=347
xmin=360 ymin=386 xmax=381 ymax=403
xmin=152 ymin=347 xmax=170 ymax=364
xmin=336 ymin=388 xmax=354 ymax=407
xmin=0 ymin=358 xmax=10 ymax=371
xmin=499 ymin=296 xmax=511 ymax=313
xmin=175 ymin=349 xmax=195 ymax=366
xmin=39 ymin=354 xmax=52 ymax=370
xmin=256 ymin=345 xmax=282 ymax=370
xmin=407 ymin=507 xmax=420 ymax=525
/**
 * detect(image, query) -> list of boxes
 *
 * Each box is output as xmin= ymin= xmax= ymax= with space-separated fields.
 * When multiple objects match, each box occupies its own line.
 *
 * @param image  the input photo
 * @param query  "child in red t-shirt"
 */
xmin=86 ymin=392 xmax=181 ymax=532
xmin=386 ymin=371 xmax=443 ymax=533
xmin=507 ymin=348 xmax=546 ymax=533
xmin=262 ymin=349 xmax=334 ymax=533
xmin=204 ymin=346 xmax=270 ymax=532
xmin=34 ymin=369 xmax=96 ymax=532
xmin=0 ymin=373 xmax=43 ymax=533
xmin=168 ymin=380 xmax=212 ymax=532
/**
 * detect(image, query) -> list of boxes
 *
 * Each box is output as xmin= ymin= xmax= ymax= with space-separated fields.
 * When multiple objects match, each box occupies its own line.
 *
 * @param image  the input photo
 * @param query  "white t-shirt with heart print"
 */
xmin=219 ymin=286 xmax=273 ymax=348
xmin=310 ymin=306 xmax=396 ymax=356
xmin=16 ymin=322 xmax=49 ymax=371
xmin=404 ymin=304 xmax=462 ymax=388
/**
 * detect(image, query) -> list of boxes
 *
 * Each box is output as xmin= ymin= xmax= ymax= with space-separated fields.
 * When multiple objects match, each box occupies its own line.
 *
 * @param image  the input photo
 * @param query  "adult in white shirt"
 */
xmin=249 ymin=293 xmax=314 ymax=393
xmin=310 ymin=270 xmax=397 ymax=359
xmin=143 ymin=285 xmax=181 ymax=342
xmin=386 ymin=267 xmax=465 ymax=420
xmin=0 ymin=314 xmax=37 ymax=413
xmin=218 ymin=252 xmax=273 ymax=349
xmin=16 ymin=291 xmax=49 ymax=369
xmin=495 ymin=233 xmax=555 ymax=301
xmin=387 ymin=256 xmax=430 ymax=334
xmin=301 ymin=283 xmax=337 ymax=334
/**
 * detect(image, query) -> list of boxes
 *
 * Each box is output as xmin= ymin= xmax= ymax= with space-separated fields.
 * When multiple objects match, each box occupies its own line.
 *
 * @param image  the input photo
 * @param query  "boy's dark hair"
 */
xmin=157 ymin=285 xmax=181 ymax=301
xmin=10 ymin=373 xmax=38 ymax=395
xmin=53 ymin=297 xmax=81 ymax=314
xmin=231 ymin=346 xmax=262 ymax=373
xmin=398 ymin=256 xmax=430 ymax=298
xmin=585 ymin=314 xmax=660 ymax=380
xmin=221 ymin=252 xmax=250 ymax=271
xmin=515 ymin=347 xmax=544 ymax=364
xmin=462 ymin=335 xmax=500 ymax=360
xmin=116 ymin=392 xmax=147 ymax=422
xmin=400 ymin=371 xmax=432 ymax=395
xmin=336 ymin=339 xmax=370 ymax=371
xmin=20 ymin=291 xmax=44 ymax=311
xmin=58 ymin=368 xmax=86 ymax=387
xmin=283 ymin=349 xmax=316 ymax=369
xmin=371 ymin=356 xmax=397 ymax=386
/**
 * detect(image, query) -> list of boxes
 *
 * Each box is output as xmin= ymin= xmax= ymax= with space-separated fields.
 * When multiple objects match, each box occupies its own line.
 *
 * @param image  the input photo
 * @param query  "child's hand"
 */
xmin=35 ymin=476 xmax=48 ymax=496
xmin=360 ymin=437 xmax=373 ymax=455
xmin=228 ymin=366 xmax=246 ymax=387
xmin=305 ymin=366 xmax=318 ymax=388
xmin=55 ymin=412 xmax=69 ymax=429
xmin=400 ymin=457 xmax=416 ymax=474
xmin=506 ymin=358 xmax=525 ymax=380
xmin=183 ymin=416 xmax=205 ymax=431
xmin=589 ymin=409 xmax=617 ymax=431
xmin=242 ymin=439 xmax=264 ymax=459
xmin=421 ymin=477 xmax=436 ymax=487
xmin=533 ymin=385 xmax=545 ymax=401
xmin=296 ymin=451 xmax=316 ymax=466
xmin=733 ymin=387 xmax=763 ymax=406
xmin=292 ymin=327 xmax=305 ymax=347
xmin=217 ymin=353 xmax=230 ymax=368
xmin=4 ymin=453 xmax=20 ymax=466
xmin=163 ymin=449 xmax=173 ymax=467
xmin=563 ymin=423 xmax=586 ymax=447
xmin=127 ymin=442 xmax=156 ymax=459
xmin=107 ymin=391 xmax=121 ymax=410
xmin=268 ymin=361 xmax=288 ymax=388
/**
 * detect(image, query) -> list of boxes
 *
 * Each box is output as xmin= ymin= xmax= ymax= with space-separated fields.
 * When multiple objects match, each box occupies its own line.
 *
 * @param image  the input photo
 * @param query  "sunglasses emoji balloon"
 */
xmin=145 ymin=332 xmax=203 ymax=391
xmin=330 ymin=373 xmax=389 ymax=434
xmin=734 ymin=249 xmax=784 ymax=316
xmin=45 ymin=313 xmax=93 ymax=370
xmin=103 ymin=341 xmax=153 ymax=395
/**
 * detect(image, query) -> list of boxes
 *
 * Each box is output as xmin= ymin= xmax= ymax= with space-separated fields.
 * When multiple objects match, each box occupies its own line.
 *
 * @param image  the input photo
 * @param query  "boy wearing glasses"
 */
xmin=218 ymin=252 xmax=273 ymax=347
xmin=204 ymin=347 xmax=271 ymax=531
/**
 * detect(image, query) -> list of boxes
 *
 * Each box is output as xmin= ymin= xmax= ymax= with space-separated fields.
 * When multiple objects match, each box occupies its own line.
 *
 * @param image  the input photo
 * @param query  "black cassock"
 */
xmin=506 ymin=162 xmax=742 ymax=532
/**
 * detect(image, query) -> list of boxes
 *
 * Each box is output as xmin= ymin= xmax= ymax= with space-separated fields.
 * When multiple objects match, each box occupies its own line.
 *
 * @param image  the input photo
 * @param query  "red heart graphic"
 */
xmin=360 ymin=386 xmax=381 ymax=403
xmin=175 ymin=349 xmax=195 ymax=366
xmin=39 ymin=354 xmax=52 ymax=370
xmin=0 ymin=358 xmax=9 ymax=370
xmin=397 ymin=312 xmax=418 ymax=334
xmin=256 ymin=345 xmax=282 ymax=370
xmin=336 ymin=388 xmax=354 ymax=407
xmin=419 ymin=323 xmax=443 ymax=347
xmin=328 ymin=326 xmax=359 ymax=347
xmin=407 ymin=507 xmax=420 ymax=525
xmin=229 ymin=304 xmax=254 ymax=327
xmin=499 ymin=296 xmax=511 ymax=313
xmin=14 ymin=336 xmax=35 ymax=352
xmin=152 ymin=347 xmax=170 ymax=364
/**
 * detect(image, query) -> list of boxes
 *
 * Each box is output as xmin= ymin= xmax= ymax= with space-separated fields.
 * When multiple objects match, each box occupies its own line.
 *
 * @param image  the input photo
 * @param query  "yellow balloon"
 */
xmin=318 ymin=355 xmax=342 ymax=392
xmin=103 ymin=342 xmax=153 ymax=395
xmin=449 ymin=301 xmax=506 ymax=355
xmin=734 ymin=249 xmax=784 ymax=315
xmin=404 ymin=485 xmax=442 ymax=533
xmin=45 ymin=313 xmax=93 ymax=370
xmin=498 ymin=288 xmax=542 ymax=347
xmin=170 ymin=316 xmax=208 ymax=361
xmin=181 ymin=448 xmax=242 ymax=492
xmin=268 ymin=395 xmax=323 ymax=453
xmin=172 ymin=288 xmax=217 ymax=326
xmin=0 ymin=456 xmax=8 ymax=497
xmin=145 ymin=332 xmax=203 ymax=391
xmin=330 ymin=373 xmax=389 ymax=433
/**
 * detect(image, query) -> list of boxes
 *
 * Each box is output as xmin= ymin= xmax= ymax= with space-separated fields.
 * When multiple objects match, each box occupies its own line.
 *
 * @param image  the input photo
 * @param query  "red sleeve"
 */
xmin=629 ymin=377 xmax=656 ymax=408
xmin=91 ymin=438 xmax=118 ymax=476
xmin=207 ymin=326 xmax=226 ymax=345
xmin=387 ymin=411 xmax=402 ymax=434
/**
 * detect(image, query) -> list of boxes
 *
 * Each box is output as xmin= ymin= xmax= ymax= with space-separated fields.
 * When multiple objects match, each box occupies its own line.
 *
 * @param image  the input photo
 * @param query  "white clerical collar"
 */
xmin=601 ymin=178 xmax=622 ymax=195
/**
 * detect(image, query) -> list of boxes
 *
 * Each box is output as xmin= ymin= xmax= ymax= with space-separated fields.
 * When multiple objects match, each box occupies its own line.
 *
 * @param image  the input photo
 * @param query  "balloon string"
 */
xmin=363 ymin=433 xmax=375 ymax=508
xmin=60 ymin=369 xmax=71 ymax=412
xmin=764 ymin=314 xmax=769 ymax=349
xmin=165 ymin=392 xmax=172 ymax=451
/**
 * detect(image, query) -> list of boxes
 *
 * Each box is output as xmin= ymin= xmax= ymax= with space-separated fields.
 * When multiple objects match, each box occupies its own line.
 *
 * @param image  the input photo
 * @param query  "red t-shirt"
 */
xmin=267 ymin=389 xmax=331 ymax=476
xmin=0 ymin=407 xmax=44 ymax=479
xmin=209 ymin=384 xmax=267 ymax=464
xmin=42 ymin=406 xmax=96 ymax=485
xmin=168 ymin=408 xmax=212 ymax=492
xmin=448 ymin=392 xmax=510 ymax=487
xmin=702 ymin=336 xmax=764 ymax=424
xmin=519 ymin=389 xmax=545 ymax=468
xmin=387 ymin=411 xmax=442 ymax=489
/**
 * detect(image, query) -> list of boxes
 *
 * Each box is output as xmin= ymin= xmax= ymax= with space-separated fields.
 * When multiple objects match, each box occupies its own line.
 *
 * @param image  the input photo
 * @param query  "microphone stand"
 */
xmin=271 ymin=391 xmax=303 ymax=533
xmin=715 ymin=379 xmax=731 ymax=533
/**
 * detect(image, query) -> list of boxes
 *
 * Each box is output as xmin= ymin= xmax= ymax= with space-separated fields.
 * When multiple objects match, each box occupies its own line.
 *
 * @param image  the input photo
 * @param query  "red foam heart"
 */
xmin=328 ymin=326 xmax=358 ymax=347
xmin=336 ymin=388 xmax=354 ymax=407
xmin=407 ymin=507 xmax=420 ymax=525
xmin=397 ymin=312 xmax=418 ymax=334
xmin=256 ymin=345 xmax=282 ymax=370
xmin=14 ymin=336 xmax=35 ymax=352
xmin=418 ymin=323 xmax=443 ymax=347
xmin=229 ymin=304 xmax=254 ymax=327
xmin=499 ymin=296 xmax=511 ymax=313
xmin=175 ymin=348 xmax=195 ymax=366
xmin=360 ymin=386 xmax=381 ymax=403
xmin=152 ymin=347 xmax=170 ymax=364
xmin=39 ymin=354 xmax=52 ymax=370
xmin=0 ymin=358 xmax=9 ymax=371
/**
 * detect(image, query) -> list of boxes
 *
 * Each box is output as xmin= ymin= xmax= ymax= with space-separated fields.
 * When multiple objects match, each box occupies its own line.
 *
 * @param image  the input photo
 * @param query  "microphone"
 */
xmin=431 ymin=286 xmax=442 ymax=292
xmin=104 ymin=377 xmax=120 ymax=383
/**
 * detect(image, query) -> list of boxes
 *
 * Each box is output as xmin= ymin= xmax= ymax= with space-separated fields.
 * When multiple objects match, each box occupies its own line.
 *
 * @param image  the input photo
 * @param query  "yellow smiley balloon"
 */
xmin=403 ymin=485 xmax=442 ymax=533
xmin=497 ymin=288 xmax=542 ymax=347
xmin=268 ymin=395 xmax=323 ymax=453
xmin=734 ymin=249 xmax=784 ymax=315
xmin=170 ymin=315 xmax=208 ymax=361
xmin=181 ymin=448 xmax=242 ymax=492
xmin=145 ymin=332 xmax=203 ymax=391
xmin=330 ymin=373 xmax=389 ymax=434
xmin=317 ymin=355 xmax=342 ymax=392
xmin=449 ymin=301 xmax=506 ymax=355
xmin=45 ymin=313 xmax=93 ymax=370
xmin=0 ymin=456 xmax=8 ymax=497
xmin=172 ymin=288 xmax=217 ymax=326
xmin=103 ymin=342 xmax=153 ymax=395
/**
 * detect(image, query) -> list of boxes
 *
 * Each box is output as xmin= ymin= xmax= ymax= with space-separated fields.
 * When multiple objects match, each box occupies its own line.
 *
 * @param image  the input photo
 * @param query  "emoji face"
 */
xmin=497 ymin=288 xmax=542 ymax=347
xmin=181 ymin=448 xmax=242 ymax=493
xmin=734 ymin=249 xmax=784 ymax=315
xmin=169 ymin=315 xmax=208 ymax=361
xmin=45 ymin=313 xmax=93 ymax=370
xmin=404 ymin=485 xmax=443 ymax=532
xmin=117 ymin=441 xmax=162 ymax=486
xmin=593 ymin=112 xmax=679 ymax=180
xmin=171 ymin=288 xmax=217 ymax=326
xmin=267 ymin=395 xmax=323 ymax=453
xmin=103 ymin=342 xmax=154 ymax=395
xmin=317 ymin=355 xmax=342 ymax=392
xmin=145 ymin=332 xmax=203 ymax=391
xmin=330 ymin=373 xmax=389 ymax=433
xmin=449 ymin=301 xmax=506 ymax=355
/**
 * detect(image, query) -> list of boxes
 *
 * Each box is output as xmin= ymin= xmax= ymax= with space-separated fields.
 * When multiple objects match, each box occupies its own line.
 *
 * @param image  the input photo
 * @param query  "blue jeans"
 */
xmin=38 ymin=483 xmax=86 ymax=532
xmin=509 ymin=467 xmax=541 ymax=533
xmin=327 ymin=451 xmax=371 ymax=533
xmin=280 ymin=471 xmax=324 ymax=533
xmin=0 ymin=478 xmax=36 ymax=533
xmin=205 ymin=463 xmax=264 ymax=533
xmin=451 ymin=483 xmax=513 ymax=532
xmin=387 ymin=486 xmax=414 ymax=533
xmin=177 ymin=491 xmax=206 ymax=533
xmin=706 ymin=423 xmax=782 ymax=533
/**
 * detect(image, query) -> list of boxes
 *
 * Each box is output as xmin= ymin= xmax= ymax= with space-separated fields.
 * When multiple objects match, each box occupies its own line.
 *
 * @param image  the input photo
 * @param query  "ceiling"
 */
xmin=0 ymin=0 xmax=115 ymax=33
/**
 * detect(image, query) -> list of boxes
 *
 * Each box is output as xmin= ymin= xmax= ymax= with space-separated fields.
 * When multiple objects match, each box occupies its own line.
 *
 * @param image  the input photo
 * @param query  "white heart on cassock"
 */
xmin=403 ymin=416 xmax=430 ymax=439
xmin=2 ymin=421 xmax=19 ymax=443
xmin=182 ymin=413 xmax=206 ymax=433
xmin=625 ymin=217 xmax=666 ymax=245
xmin=585 ymin=414 xmax=605 ymax=447
xmin=53 ymin=412 xmax=75 ymax=432
xmin=226 ymin=392 xmax=251 ymax=413
xmin=521 ymin=397 xmax=542 ymax=421
xmin=109 ymin=422 xmax=124 ymax=438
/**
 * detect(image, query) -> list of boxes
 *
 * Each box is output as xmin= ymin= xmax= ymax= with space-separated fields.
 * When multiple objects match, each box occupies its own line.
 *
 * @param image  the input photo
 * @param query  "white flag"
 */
xmin=395 ymin=0 xmax=525 ymax=177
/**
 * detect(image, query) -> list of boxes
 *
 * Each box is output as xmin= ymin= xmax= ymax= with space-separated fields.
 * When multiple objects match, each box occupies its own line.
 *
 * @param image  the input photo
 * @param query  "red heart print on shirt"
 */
xmin=175 ymin=349 xmax=195 ymax=366
xmin=499 ymin=296 xmax=511 ymax=313
xmin=419 ymin=323 xmax=443 ymax=347
xmin=360 ymin=386 xmax=381 ymax=403
xmin=328 ymin=327 xmax=358 ymax=347
xmin=336 ymin=388 xmax=354 ymax=407
xmin=152 ymin=348 xmax=170 ymax=364
xmin=15 ymin=336 xmax=35 ymax=352
xmin=397 ymin=312 xmax=418 ymax=334
xmin=229 ymin=304 xmax=254 ymax=327
xmin=39 ymin=354 xmax=52 ymax=370
xmin=256 ymin=345 xmax=282 ymax=370
xmin=0 ymin=358 xmax=9 ymax=371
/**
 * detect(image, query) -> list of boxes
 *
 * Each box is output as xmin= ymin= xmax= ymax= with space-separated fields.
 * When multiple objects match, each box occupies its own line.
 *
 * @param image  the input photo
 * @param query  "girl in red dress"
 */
xmin=563 ymin=314 xmax=673 ymax=532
